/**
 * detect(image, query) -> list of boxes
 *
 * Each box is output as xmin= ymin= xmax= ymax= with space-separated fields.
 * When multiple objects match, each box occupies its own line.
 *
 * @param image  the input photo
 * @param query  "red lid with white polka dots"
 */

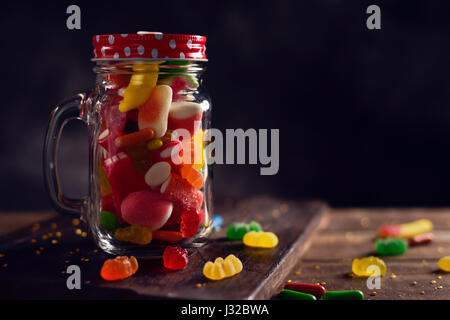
xmin=92 ymin=32 xmax=207 ymax=61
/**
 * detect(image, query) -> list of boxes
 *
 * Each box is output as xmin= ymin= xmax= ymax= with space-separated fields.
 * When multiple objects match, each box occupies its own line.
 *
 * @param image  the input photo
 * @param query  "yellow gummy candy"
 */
xmin=114 ymin=224 xmax=152 ymax=245
xmin=438 ymin=256 xmax=450 ymax=272
xmin=243 ymin=231 xmax=279 ymax=248
xmin=192 ymin=129 xmax=204 ymax=170
xmin=400 ymin=219 xmax=433 ymax=238
xmin=352 ymin=256 xmax=387 ymax=277
xmin=203 ymin=254 xmax=243 ymax=280
xmin=119 ymin=63 xmax=159 ymax=112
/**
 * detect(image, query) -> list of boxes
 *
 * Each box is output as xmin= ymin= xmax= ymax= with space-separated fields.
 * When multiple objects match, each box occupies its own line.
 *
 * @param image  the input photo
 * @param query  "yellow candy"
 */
xmin=147 ymin=138 xmax=163 ymax=151
xmin=438 ymin=256 xmax=450 ymax=272
xmin=400 ymin=219 xmax=433 ymax=238
xmin=98 ymin=162 xmax=111 ymax=196
xmin=352 ymin=256 xmax=387 ymax=277
xmin=203 ymin=254 xmax=243 ymax=280
xmin=243 ymin=231 xmax=279 ymax=248
xmin=192 ymin=129 xmax=204 ymax=170
xmin=114 ymin=224 xmax=152 ymax=245
xmin=119 ymin=63 xmax=159 ymax=112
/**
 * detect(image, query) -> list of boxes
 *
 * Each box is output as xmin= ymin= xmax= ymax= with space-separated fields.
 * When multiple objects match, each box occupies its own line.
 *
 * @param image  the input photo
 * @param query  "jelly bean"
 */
xmin=121 ymin=191 xmax=173 ymax=231
xmin=180 ymin=165 xmax=204 ymax=189
xmin=147 ymin=138 xmax=163 ymax=151
xmin=378 ymin=225 xmax=401 ymax=238
xmin=119 ymin=63 xmax=159 ymax=112
xmin=375 ymin=238 xmax=408 ymax=256
xmin=100 ymin=256 xmax=138 ymax=281
xmin=138 ymin=85 xmax=172 ymax=138
xmin=163 ymin=245 xmax=188 ymax=270
xmin=212 ymin=215 xmax=223 ymax=231
xmin=352 ymin=256 xmax=387 ymax=277
xmin=114 ymin=128 xmax=155 ymax=149
xmin=409 ymin=232 xmax=434 ymax=246
xmin=203 ymin=254 xmax=243 ymax=280
xmin=114 ymin=224 xmax=152 ymax=245
xmin=322 ymin=290 xmax=364 ymax=300
xmin=438 ymin=256 xmax=450 ymax=272
xmin=103 ymin=152 xmax=147 ymax=221
xmin=168 ymin=102 xmax=203 ymax=136
xmin=279 ymin=289 xmax=317 ymax=301
xmin=99 ymin=211 xmax=120 ymax=232
xmin=226 ymin=221 xmax=262 ymax=240
xmin=145 ymin=162 xmax=172 ymax=188
xmin=153 ymin=230 xmax=183 ymax=242
xmin=243 ymin=231 xmax=279 ymax=248
xmin=400 ymin=219 xmax=433 ymax=238
xmin=98 ymin=162 xmax=111 ymax=196
xmin=160 ymin=173 xmax=204 ymax=212
xmin=284 ymin=283 xmax=326 ymax=300
xmin=180 ymin=209 xmax=201 ymax=238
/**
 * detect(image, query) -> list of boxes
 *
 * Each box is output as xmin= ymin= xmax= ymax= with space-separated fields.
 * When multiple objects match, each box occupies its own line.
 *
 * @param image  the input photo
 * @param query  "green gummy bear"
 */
xmin=226 ymin=221 xmax=262 ymax=240
xmin=375 ymin=238 xmax=408 ymax=256
xmin=99 ymin=211 xmax=119 ymax=232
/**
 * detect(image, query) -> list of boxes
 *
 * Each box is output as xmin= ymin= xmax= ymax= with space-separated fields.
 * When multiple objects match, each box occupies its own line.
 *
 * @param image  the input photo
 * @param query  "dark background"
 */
xmin=2 ymin=0 xmax=450 ymax=210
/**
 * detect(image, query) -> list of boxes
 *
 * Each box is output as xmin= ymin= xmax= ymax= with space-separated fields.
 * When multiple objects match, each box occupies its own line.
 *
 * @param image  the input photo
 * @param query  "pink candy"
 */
xmin=168 ymin=102 xmax=203 ymax=137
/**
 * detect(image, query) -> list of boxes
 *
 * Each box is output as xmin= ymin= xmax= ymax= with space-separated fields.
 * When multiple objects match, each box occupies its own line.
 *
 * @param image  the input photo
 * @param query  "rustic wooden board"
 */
xmin=0 ymin=196 xmax=325 ymax=300
xmin=285 ymin=209 xmax=450 ymax=300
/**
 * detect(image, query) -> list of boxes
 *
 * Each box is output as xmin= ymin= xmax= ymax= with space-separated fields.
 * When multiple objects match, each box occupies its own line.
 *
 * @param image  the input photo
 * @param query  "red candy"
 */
xmin=180 ymin=209 xmax=201 ymax=238
xmin=409 ymin=232 xmax=434 ymax=246
xmin=152 ymin=140 xmax=183 ymax=171
xmin=102 ymin=194 xmax=115 ymax=213
xmin=378 ymin=225 xmax=402 ymax=238
xmin=160 ymin=173 xmax=204 ymax=212
xmin=168 ymin=102 xmax=203 ymax=137
xmin=100 ymin=96 xmax=126 ymax=153
xmin=284 ymin=283 xmax=326 ymax=300
xmin=163 ymin=245 xmax=188 ymax=270
xmin=103 ymin=152 xmax=147 ymax=221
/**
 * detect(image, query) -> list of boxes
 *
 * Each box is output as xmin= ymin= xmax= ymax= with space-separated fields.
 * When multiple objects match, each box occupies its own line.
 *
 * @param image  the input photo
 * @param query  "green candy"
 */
xmin=161 ymin=60 xmax=190 ymax=66
xmin=375 ymin=238 xmax=408 ymax=256
xmin=226 ymin=221 xmax=262 ymax=240
xmin=322 ymin=290 xmax=364 ymax=300
xmin=279 ymin=289 xmax=316 ymax=300
xmin=99 ymin=211 xmax=119 ymax=232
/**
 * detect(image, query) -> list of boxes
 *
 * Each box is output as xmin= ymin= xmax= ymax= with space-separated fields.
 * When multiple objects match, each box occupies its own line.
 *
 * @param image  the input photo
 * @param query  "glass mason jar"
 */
xmin=44 ymin=32 xmax=212 ymax=257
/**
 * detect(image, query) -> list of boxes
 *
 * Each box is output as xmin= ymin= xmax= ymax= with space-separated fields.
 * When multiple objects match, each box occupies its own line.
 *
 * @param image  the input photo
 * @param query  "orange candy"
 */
xmin=180 ymin=165 xmax=203 ymax=189
xmin=114 ymin=128 xmax=155 ymax=149
xmin=100 ymin=256 xmax=138 ymax=281
xmin=152 ymin=230 xmax=183 ymax=242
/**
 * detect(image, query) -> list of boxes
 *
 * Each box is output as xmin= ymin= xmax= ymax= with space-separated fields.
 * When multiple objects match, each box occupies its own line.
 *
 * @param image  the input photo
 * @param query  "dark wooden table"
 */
xmin=1 ymin=202 xmax=449 ymax=299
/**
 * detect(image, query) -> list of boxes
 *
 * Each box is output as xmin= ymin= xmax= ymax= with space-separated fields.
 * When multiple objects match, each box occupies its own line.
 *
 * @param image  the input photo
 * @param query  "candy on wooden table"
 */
xmin=409 ymin=232 xmax=434 ymax=246
xmin=152 ymin=230 xmax=183 ymax=242
xmin=99 ymin=211 xmax=120 ymax=232
xmin=137 ymin=85 xmax=172 ymax=138
xmin=322 ymin=290 xmax=364 ymax=300
xmin=163 ymin=245 xmax=188 ymax=270
xmin=284 ymin=283 xmax=326 ymax=300
xmin=212 ymin=215 xmax=223 ymax=231
xmin=438 ymin=256 xmax=450 ymax=272
xmin=103 ymin=152 xmax=147 ymax=221
xmin=100 ymin=256 xmax=138 ymax=281
xmin=243 ymin=231 xmax=278 ymax=248
xmin=377 ymin=225 xmax=401 ymax=238
xmin=226 ymin=221 xmax=262 ymax=240
xmin=114 ymin=224 xmax=152 ymax=245
xmin=180 ymin=164 xmax=203 ymax=189
xmin=121 ymin=191 xmax=173 ymax=231
xmin=168 ymin=101 xmax=203 ymax=136
xmin=114 ymin=128 xmax=155 ymax=149
xmin=203 ymin=254 xmax=243 ymax=280
xmin=119 ymin=63 xmax=159 ymax=112
xmin=352 ymin=256 xmax=387 ymax=277
xmin=147 ymin=138 xmax=163 ymax=151
xmin=180 ymin=209 xmax=201 ymax=238
xmin=279 ymin=289 xmax=317 ymax=300
xmin=145 ymin=161 xmax=172 ymax=188
xmin=375 ymin=238 xmax=408 ymax=256
xmin=160 ymin=173 xmax=204 ymax=212
xmin=378 ymin=219 xmax=433 ymax=239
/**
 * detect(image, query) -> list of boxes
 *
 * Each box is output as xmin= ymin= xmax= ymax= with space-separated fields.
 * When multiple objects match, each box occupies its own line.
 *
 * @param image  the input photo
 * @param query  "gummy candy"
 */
xmin=100 ymin=256 xmax=138 ymax=281
xmin=98 ymin=162 xmax=112 ymax=196
xmin=152 ymin=140 xmax=183 ymax=171
xmin=119 ymin=63 xmax=159 ymax=112
xmin=114 ymin=224 xmax=152 ymax=245
xmin=375 ymin=238 xmax=408 ymax=256
xmin=180 ymin=129 xmax=204 ymax=170
xmin=147 ymin=138 xmax=163 ymax=151
xmin=144 ymin=161 xmax=171 ymax=188
xmin=163 ymin=246 xmax=188 ymax=270
xmin=101 ymin=95 xmax=127 ymax=136
xmin=137 ymin=85 xmax=172 ymax=138
xmin=103 ymin=152 xmax=147 ymax=220
xmin=378 ymin=219 xmax=433 ymax=239
xmin=159 ymin=75 xmax=199 ymax=101
xmin=160 ymin=173 xmax=204 ymax=212
xmin=125 ymin=143 xmax=152 ymax=174
xmin=279 ymin=289 xmax=317 ymax=300
xmin=409 ymin=232 xmax=434 ymax=246
xmin=121 ymin=191 xmax=173 ymax=231
xmin=102 ymin=194 xmax=115 ymax=213
xmin=212 ymin=215 xmax=223 ymax=231
xmin=284 ymin=283 xmax=326 ymax=300
xmin=180 ymin=209 xmax=201 ymax=238
xmin=322 ymin=290 xmax=364 ymax=300
xmin=377 ymin=225 xmax=401 ymax=238
xmin=114 ymin=128 xmax=155 ymax=149
xmin=438 ymin=256 xmax=450 ymax=272
xmin=227 ymin=221 xmax=262 ymax=240
xmin=153 ymin=230 xmax=183 ymax=242
xmin=203 ymin=254 xmax=243 ymax=280
xmin=352 ymin=256 xmax=387 ymax=277
xmin=168 ymin=102 xmax=203 ymax=136
xmin=180 ymin=165 xmax=203 ymax=189
xmin=243 ymin=231 xmax=278 ymax=248
xmin=99 ymin=211 xmax=120 ymax=232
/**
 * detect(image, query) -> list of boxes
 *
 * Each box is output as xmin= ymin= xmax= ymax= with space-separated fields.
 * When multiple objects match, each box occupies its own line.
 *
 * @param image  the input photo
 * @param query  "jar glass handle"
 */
xmin=43 ymin=93 xmax=90 ymax=216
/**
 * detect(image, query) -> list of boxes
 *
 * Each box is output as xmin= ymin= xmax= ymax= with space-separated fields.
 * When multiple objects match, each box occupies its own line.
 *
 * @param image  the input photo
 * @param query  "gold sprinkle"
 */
xmin=295 ymin=271 xmax=301 ymax=275
xmin=61 ymin=271 xmax=66 ymax=274
xmin=69 ymin=251 xmax=74 ymax=255
xmin=0 ymin=254 xmax=5 ymax=258
xmin=39 ymin=247 xmax=44 ymax=251
xmin=35 ymin=250 xmax=41 ymax=255
xmin=51 ymin=239 xmax=58 ymax=244
xmin=438 ymin=247 xmax=444 ymax=253
xmin=314 ymin=265 xmax=320 ymax=270
xmin=72 ymin=219 xmax=80 ymax=226
xmin=320 ymin=281 xmax=327 ymax=286
xmin=412 ymin=281 xmax=417 ymax=285
xmin=347 ymin=273 xmax=356 ymax=278
xmin=345 ymin=232 xmax=353 ymax=240
xmin=195 ymin=283 xmax=202 ymax=288
xmin=271 ymin=209 xmax=280 ymax=218
xmin=75 ymin=248 xmax=80 ymax=253
xmin=430 ymin=280 xmax=437 ymax=284
xmin=390 ymin=273 xmax=397 ymax=279
xmin=31 ymin=239 xmax=37 ymax=244
xmin=51 ymin=223 xmax=57 ymax=229
xmin=81 ymin=232 xmax=87 ymax=238
xmin=56 ymin=232 xmax=62 ymax=238
xmin=93 ymin=249 xmax=98 ymax=253
xmin=437 ymin=275 xmax=442 ymax=279
xmin=41 ymin=234 xmax=48 ymax=240
xmin=280 ymin=204 xmax=289 ymax=213
xmin=47 ymin=232 xmax=53 ymax=238
xmin=287 ymin=279 xmax=292 ymax=283
xmin=437 ymin=286 xmax=443 ymax=289
xmin=75 ymin=229 xmax=82 ymax=235
xmin=370 ymin=291 xmax=377 ymax=296
xmin=420 ymin=291 xmax=425 ymax=295
xmin=3 ymin=264 xmax=7 ymax=268
xmin=31 ymin=223 xmax=40 ymax=232
xmin=65 ymin=260 xmax=70 ymax=264
xmin=360 ymin=217 xmax=370 ymax=228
